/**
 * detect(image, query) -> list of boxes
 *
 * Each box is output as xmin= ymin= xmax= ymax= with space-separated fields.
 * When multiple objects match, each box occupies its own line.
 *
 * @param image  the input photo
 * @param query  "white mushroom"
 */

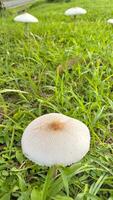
xmin=14 ymin=12 xmax=38 ymax=23
xmin=65 ymin=7 xmax=87 ymax=17
xmin=21 ymin=113 xmax=90 ymax=166
xmin=107 ymin=19 xmax=113 ymax=24
xmin=14 ymin=12 xmax=38 ymax=37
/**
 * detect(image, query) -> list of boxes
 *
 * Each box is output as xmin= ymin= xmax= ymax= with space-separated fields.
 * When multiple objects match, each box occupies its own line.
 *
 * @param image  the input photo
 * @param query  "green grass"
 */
xmin=0 ymin=0 xmax=113 ymax=199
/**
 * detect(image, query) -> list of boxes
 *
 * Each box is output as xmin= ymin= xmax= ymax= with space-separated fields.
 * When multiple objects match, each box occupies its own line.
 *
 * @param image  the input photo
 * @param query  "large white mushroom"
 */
xmin=107 ymin=19 xmax=113 ymax=25
xmin=65 ymin=7 xmax=87 ymax=18
xmin=21 ymin=113 xmax=90 ymax=166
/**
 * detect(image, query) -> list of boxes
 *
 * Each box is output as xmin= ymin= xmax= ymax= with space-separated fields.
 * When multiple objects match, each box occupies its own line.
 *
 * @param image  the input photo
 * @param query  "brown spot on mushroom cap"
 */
xmin=48 ymin=120 xmax=65 ymax=131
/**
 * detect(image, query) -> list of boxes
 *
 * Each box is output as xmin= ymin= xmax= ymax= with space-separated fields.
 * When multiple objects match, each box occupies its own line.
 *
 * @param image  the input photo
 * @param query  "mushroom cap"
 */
xmin=14 ymin=13 xmax=38 ymax=23
xmin=65 ymin=7 xmax=87 ymax=16
xmin=21 ymin=113 xmax=90 ymax=166
xmin=107 ymin=19 xmax=113 ymax=24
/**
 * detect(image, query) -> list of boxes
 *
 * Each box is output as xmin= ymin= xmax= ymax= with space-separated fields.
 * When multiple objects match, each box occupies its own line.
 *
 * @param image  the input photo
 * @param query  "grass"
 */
xmin=0 ymin=0 xmax=113 ymax=199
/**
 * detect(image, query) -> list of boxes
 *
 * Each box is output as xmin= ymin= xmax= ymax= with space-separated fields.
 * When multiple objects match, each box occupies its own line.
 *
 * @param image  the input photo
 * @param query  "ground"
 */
xmin=0 ymin=0 xmax=113 ymax=199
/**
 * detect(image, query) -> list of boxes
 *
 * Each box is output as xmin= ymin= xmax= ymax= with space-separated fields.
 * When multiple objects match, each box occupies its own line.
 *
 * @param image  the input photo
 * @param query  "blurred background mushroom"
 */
xmin=107 ymin=19 xmax=113 ymax=25
xmin=14 ymin=12 xmax=38 ymax=36
xmin=65 ymin=7 xmax=87 ymax=21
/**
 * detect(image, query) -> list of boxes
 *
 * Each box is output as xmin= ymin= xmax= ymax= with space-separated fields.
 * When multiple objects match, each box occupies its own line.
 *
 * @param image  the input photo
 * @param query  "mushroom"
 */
xmin=65 ymin=7 xmax=87 ymax=21
xmin=107 ymin=19 xmax=113 ymax=25
xmin=14 ymin=12 xmax=38 ymax=36
xmin=21 ymin=113 xmax=90 ymax=167
xmin=14 ymin=12 xmax=38 ymax=23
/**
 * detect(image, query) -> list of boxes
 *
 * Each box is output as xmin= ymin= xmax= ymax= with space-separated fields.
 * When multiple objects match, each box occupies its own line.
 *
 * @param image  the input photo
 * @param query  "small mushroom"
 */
xmin=107 ymin=19 xmax=113 ymax=25
xmin=14 ymin=12 xmax=38 ymax=36
xmin=21 ymin=113 xmax=90 ymax=166
xmin=65 ymin=7 xmax=87 ymax=21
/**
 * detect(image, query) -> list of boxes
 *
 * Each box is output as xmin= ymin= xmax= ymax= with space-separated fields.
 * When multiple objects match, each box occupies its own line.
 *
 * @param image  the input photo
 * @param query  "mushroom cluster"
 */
xmin=21 ymin=113 xmax=90 ymax=166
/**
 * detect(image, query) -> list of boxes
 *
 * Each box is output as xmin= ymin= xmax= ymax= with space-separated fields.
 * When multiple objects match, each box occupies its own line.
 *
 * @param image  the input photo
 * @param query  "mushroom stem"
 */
xmin=71 ymin=15 xmax=76 ymax=20
xmin=24 ymin=23 xmax=29 ymax=37
xmin=42 ymin=166 xmax=57 ymax=200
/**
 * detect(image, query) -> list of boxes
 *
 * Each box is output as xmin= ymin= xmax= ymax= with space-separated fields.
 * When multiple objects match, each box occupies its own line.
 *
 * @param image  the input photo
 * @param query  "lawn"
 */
xmin=0 ymin=0 xmax=113 ymax=199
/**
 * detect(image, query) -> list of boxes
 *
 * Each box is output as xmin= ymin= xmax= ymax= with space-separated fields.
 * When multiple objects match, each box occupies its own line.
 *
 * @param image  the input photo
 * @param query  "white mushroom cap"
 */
xmin=21 ymin=113 xmax=90 ymax=166
xmin=107 ymin=19 xmax=113 ymax=24
xmin=14 ymin=13 xmax=38 ymax=23
xmin=65 ymin=7 xmax=87 ymax=16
